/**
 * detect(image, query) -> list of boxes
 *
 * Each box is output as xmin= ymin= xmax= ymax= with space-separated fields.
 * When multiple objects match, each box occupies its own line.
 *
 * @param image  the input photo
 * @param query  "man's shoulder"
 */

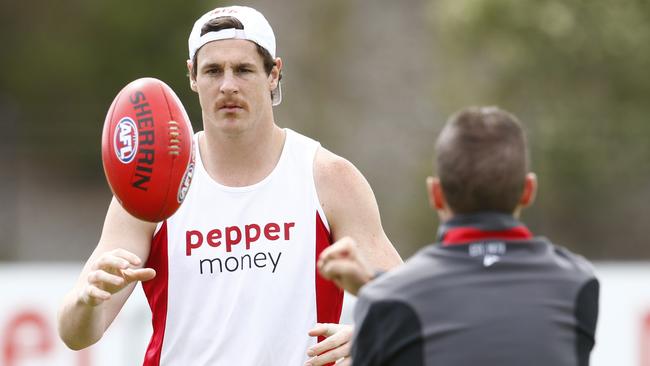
xmin=284 ymin=126 xmax=356 ymax=183
xmin=544 ymin=239 xmax=598 ymax=279
xmin=313 ymin=145 xmax=369 ymax=200
xmin=314 ymin=146 xmax=355 ymax=176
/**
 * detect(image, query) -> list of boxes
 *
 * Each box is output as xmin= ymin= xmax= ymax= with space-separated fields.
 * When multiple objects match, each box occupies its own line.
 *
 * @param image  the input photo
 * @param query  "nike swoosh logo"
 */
xmin=483 ymin=255 xmax=500 ymax=267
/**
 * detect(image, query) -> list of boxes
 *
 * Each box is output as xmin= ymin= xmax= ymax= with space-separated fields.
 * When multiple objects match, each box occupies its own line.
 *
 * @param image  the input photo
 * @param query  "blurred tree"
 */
xmin=0 ymin=0 xmax=217 ymax=179
xmin=428 ymin=0 xmax=650 ymax=258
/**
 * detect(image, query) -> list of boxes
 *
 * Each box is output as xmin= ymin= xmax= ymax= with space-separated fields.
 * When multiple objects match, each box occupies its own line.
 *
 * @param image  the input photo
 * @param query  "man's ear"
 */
xmin=187 ymin=59 xmax=197 ymax=92
xmin=427 ymin=176 xmax=454 ymax=222
xmin=519 ymin=172 xmax=538 ymax=208
xmin=426 ymin=176 xmax=446 ymax=211
xmin=269 ymin=57 xmax=283 ymax=90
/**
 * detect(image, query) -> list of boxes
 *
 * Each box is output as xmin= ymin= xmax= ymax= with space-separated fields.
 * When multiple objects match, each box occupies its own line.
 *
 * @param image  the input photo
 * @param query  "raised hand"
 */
xmin=80 ymin=248 xmax=156 ymax=306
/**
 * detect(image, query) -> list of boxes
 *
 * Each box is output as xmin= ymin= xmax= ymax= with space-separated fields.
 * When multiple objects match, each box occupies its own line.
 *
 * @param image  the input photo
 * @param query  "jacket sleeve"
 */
xmin=352 ymin=299 xmax=424 ymax=366
xmin=575 ymin=278 xmax=599 ymax=366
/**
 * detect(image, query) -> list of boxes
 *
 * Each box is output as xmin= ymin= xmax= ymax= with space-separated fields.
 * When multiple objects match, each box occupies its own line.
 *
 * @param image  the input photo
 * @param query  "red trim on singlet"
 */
xmin=142 ymin=221 xmax=170 ymax=366
xmin=442 ymin=226 xmax=533 ymax=246
xmin=315 ymin=211 xmax=343 ymax=343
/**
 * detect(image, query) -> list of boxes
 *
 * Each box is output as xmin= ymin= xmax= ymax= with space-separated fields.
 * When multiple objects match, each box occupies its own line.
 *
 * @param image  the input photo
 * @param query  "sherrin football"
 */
xmin=102 ymin=78 xmax=195 ymax=222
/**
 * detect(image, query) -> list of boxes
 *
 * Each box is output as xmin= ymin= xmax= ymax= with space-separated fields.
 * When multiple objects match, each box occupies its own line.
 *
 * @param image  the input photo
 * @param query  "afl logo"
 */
xmin=114 ymin=117 xmax=138 ymax=164
xmin=177 ymin=147 xmax=196 ymax=203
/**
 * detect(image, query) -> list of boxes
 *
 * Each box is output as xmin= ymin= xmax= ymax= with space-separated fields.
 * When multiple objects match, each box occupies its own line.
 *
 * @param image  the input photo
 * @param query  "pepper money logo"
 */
xmin=114 ymin=117 xmax=139 ymax=164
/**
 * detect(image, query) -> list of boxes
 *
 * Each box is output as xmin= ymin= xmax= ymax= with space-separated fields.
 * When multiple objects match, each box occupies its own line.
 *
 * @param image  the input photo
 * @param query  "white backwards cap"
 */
xmin=188 ymin=6 xmax=281 ymax=105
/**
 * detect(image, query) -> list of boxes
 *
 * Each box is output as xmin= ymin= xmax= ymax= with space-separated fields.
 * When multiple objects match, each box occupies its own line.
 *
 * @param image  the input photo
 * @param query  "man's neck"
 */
xmin=199 ymin=122 xmax=286 ymax=187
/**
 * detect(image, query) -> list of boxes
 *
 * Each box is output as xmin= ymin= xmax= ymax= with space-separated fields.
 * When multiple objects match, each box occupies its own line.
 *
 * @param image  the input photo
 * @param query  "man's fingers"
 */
xmin=94 ymin=249 xmax=145 ymax=273
xmin=307 ymin=324 xmax=352 ymax=357
xmin=82 ymin=268 xmax=155 ymax=306
xmin=123 ymin=268 xmax=156 ymax=282
xmin=320 ymin=260 xmax=366 ymax=295
xmin=306 ymin=342 xmax=351 ymax=366
xmin=320 ymin=259 xmax=357 ymax=279
xmin=88 ymin=270 xmax=125 ymax=288
xmin=81 ymin=285 xmax=111 ymax=306
xmin=319 ymin=241 xmax=352 ymax=262
xmin=95 ymin=255 xmax=130 ymax=272
xmin=80 ymin=249 xmax=152 ymax=307
xmin=317 ymin=237 xmax=358 ymax=268
xmin=335 ymin=357 xmax=352 ymax=366
xmin=307 ymin=323 xmax=332 ymax=337
xmin=305 ymin=324 xmax=354 ymax=366
xmin=89 ymin=286 xmax=111 ymax=301
xmin=111 ymin=248 xmax=143 ymax=266
xmin=92 ymin=249 xmax=152 ymax=284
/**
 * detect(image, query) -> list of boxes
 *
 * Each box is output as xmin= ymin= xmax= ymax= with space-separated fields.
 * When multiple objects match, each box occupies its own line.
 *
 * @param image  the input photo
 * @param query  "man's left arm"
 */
xmin=306 ymin=148 xmax=403 ymax=366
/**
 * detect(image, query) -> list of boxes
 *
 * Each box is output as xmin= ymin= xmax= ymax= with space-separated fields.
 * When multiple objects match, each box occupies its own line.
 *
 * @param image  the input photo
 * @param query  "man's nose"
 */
xmin=220 ymin=70 xmax=239 ymax=95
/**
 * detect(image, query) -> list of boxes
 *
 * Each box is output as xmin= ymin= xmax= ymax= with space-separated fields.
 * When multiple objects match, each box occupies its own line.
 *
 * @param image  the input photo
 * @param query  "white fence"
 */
xmin=0 ymin=262 xmax=647 ymax=365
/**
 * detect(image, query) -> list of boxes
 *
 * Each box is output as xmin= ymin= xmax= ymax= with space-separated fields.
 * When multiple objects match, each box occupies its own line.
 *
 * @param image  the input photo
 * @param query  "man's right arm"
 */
xmin=57 ymin=197 xmax=157 ymax=350
xmin=352 ymin=297 xmax=425 ymax=366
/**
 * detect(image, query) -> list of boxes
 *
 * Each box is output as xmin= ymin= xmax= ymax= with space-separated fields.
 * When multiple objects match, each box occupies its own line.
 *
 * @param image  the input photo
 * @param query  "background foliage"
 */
xmin=429 ymin=0 xmax=650 ymax=258
xmin=0 ymin=0 xmax=647 ymax=260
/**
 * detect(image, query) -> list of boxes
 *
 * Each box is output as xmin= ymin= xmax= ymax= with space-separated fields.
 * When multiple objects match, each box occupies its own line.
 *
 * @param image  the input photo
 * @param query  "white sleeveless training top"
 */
xmin=142 ymin=128 xmax=343 ymax=365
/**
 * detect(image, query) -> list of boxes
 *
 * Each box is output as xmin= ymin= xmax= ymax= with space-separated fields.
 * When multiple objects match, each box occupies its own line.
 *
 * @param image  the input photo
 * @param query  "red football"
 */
xmin=101 ymin=78 xmax=195 ymax=222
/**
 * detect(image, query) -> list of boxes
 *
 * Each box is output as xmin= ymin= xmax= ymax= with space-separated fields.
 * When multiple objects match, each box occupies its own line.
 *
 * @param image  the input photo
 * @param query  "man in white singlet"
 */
xmin=57 ymin=5 xmax=402 ymax=366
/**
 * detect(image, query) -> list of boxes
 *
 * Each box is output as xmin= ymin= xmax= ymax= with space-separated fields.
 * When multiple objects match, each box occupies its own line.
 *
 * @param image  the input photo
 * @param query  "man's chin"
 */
xmin=217 ymin=120 xmax=248 ymax=135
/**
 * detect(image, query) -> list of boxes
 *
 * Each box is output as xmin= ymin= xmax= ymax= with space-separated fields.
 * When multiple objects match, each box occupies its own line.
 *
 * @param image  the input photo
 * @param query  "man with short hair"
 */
xmin=319 ymin=106 xmax=599 ymax=366
xmin=58 ymin=6 xmax=402 ymax=365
